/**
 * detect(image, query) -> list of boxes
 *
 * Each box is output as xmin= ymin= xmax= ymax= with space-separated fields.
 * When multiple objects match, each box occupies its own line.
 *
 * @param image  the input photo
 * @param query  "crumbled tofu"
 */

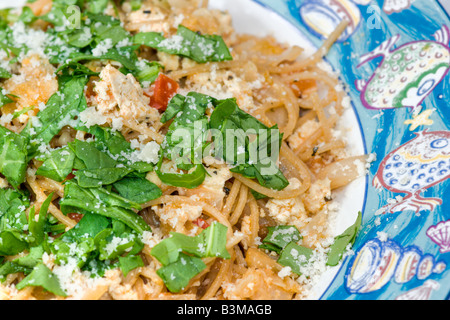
xmin=94 ymin=64 xmax=160 ymax=123
xmin=122 ymin=3 xmax=170 ymax=34
xmin=302 ymin=178 xmax=331 ymax=214
xmin=152 ymin=203 xmax=203 ymax=232
xmin=265 ymin=196 xmax=310 ymax=230
xmin=183 ymin=69 xmax=258 ymax=113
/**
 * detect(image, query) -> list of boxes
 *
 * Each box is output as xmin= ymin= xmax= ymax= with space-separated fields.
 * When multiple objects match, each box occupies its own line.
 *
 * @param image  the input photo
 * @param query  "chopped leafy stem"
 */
xmin=210 ymin=98 xmax=289 ymax=191
xmin=151 ymin=222 xmax=230 ymax=292
xmin=36 ymin=147 xmax=76 ymax=182
xmin=0 ymin=126 xmax=29 ymax=188
xmin=59 ymin=180 xmax=151 ymax=234
xmin=156 ymin=92 xmax=215 ymax=188
xmin=21 ymin=75 xmax=89 ymax=159
xmin=260 ymin=213 xmax=363 ymax=274
xmin=68 ymin=140 xmax=134 ymax=187
xmin=259 ymin=225 xmax=302 ymax=254
xmin=0 ymin=89 xmax=13 ymax=108
xmin=16 ymin=263 xmax=67 ymax=297
xmin=326 ymin=211 xmax=362 ymax=266
xmin=277 ymin=242 xmax=314 ymax=276
xmin=113 ymin=175 xmax=162 ymax=204
xmin=133 ymin=25 xmax=233 ymax=63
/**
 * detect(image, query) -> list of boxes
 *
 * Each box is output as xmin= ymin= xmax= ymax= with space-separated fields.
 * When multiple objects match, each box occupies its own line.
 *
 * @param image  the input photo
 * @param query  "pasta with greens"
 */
xmin=0 ymin=0 xmax=367 ymax=300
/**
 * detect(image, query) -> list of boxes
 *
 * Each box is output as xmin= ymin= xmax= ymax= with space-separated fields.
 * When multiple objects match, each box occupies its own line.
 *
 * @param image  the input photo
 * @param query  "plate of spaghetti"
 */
xmin=0 ymin=0 xmax=448 ymax=301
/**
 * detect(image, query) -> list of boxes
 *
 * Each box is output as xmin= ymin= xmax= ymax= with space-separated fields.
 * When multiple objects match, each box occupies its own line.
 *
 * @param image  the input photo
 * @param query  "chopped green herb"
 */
xmin=259 ymin=225 xmax=301 ymax=254
xmin=326 ymin=211 xmax=362 ymax=266
xmin=16 ymin=263 xmax=67 ymax=297
xmin=277 ymin=242 xmax=314 ymax=276
xmin=151 ymin=222 xmax=230 ymax=292
xmin=134 ymin=25 xmax=233 ymax=64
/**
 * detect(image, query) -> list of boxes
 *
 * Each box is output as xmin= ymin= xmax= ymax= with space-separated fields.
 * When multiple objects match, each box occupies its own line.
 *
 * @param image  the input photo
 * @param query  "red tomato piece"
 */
xmin=149 ymin=74 xmax=179 ymax=112
xmin=193 ymin=218 xmax=210 ymax=229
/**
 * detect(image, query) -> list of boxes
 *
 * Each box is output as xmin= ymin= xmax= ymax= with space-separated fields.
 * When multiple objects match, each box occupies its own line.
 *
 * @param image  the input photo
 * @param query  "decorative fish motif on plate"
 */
xmin=373 ymin=130 xmax=450 ymax=214
xmin=355 ymin=26 xmax=450 ymax=111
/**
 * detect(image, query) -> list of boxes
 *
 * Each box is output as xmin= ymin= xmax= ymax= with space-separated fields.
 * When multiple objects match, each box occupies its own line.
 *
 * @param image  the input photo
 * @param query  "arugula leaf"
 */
xmin=156 ymin=92 xmax=216 ymax=188
xmin=27 ymin=193 xmax=53 ymax=247
xmin=0 ymin=68 xmax=11 ymax=79
xmin=113 ymin=175 xmax=162 ymax=204
xmin=130 ymin=60 xmax=163 ymax=86
xmin=0 ymin=230 xmax=29 ymax=256
xmin=129 ymin=0 xmax=143 ymax=11
xmin=50 ymin=213 xmax=144 ymax=273
xmin=21 ymin=76 xmax=89 ymax=159
xmin=259 ymin=225 xmax=301 ymax=254
xmin=260 ymin=212 xmax=362 ymax=273
xmin=156 ymin=253 xmax=206 ymax=293
xmin=0 ymin=261 xmax=31 ymax=282
xmin=36 ymin=147 xmax=76 ymax=182
xmin=0 ymin=89 xmax=13 ymax=107
xmin=60 ymin=181 xmax=151 ymax=234
xmin=210 ymin=98 xmax=289 ymax=191
xmin=134 ymin=25 xmax=232 ymax=64
xmin=12 ymin=245 xmax=44 ymax=269
xmin=119 ymin=255 xmax=144 ymax=277
xmin=326 ymin=211 xmax=362 ymax=266
xmin=40 ymin=0 xmax=81 ymax=28
xmin=86 ymin=0 xmax=109 ymax=14
xmin=0 ymin=187 xmax=30 ymax=229
xmin=64 ymin=213 xmax=110 ymax=240
xmin=98 ymin=232 xmax=143 ymax=261
xmin=18 ymin=6 xmax=37 ymax=25
xmin=277 ymin=242 xmax=313 ymax=276
xmin=151 ymin=221 xmax=230 ymax=265
xmin=87 ymin=125 xmax=154 ymax=173
xmin=151 ymin=222 xmax=229 ymax=292
xmin=69 ymin=140 xmax=133 ymax=187
xmin=16 ymin=263 xmax=67 ymax=297
xmin=0 ymin=126 xmax=29 ymax=188
xmin=161 ymin=92 xmax=215 ymax=162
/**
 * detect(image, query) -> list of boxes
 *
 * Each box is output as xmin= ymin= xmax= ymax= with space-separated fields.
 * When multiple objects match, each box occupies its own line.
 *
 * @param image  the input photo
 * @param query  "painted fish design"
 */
xmin=355 ymin=25 xmax=450 ymax=110
xmin=373 ymin=130 xmax=450 ymax=214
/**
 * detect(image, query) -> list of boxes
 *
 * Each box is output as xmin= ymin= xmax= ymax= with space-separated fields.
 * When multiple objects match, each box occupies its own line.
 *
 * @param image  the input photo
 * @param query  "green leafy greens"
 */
xmin=259 ymin=212 xmax=363 ymax=276
xmin=151 ymin=222 xmax=230 ymax=292
xmin=133 ymin=25 xmax=233 ymax=64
